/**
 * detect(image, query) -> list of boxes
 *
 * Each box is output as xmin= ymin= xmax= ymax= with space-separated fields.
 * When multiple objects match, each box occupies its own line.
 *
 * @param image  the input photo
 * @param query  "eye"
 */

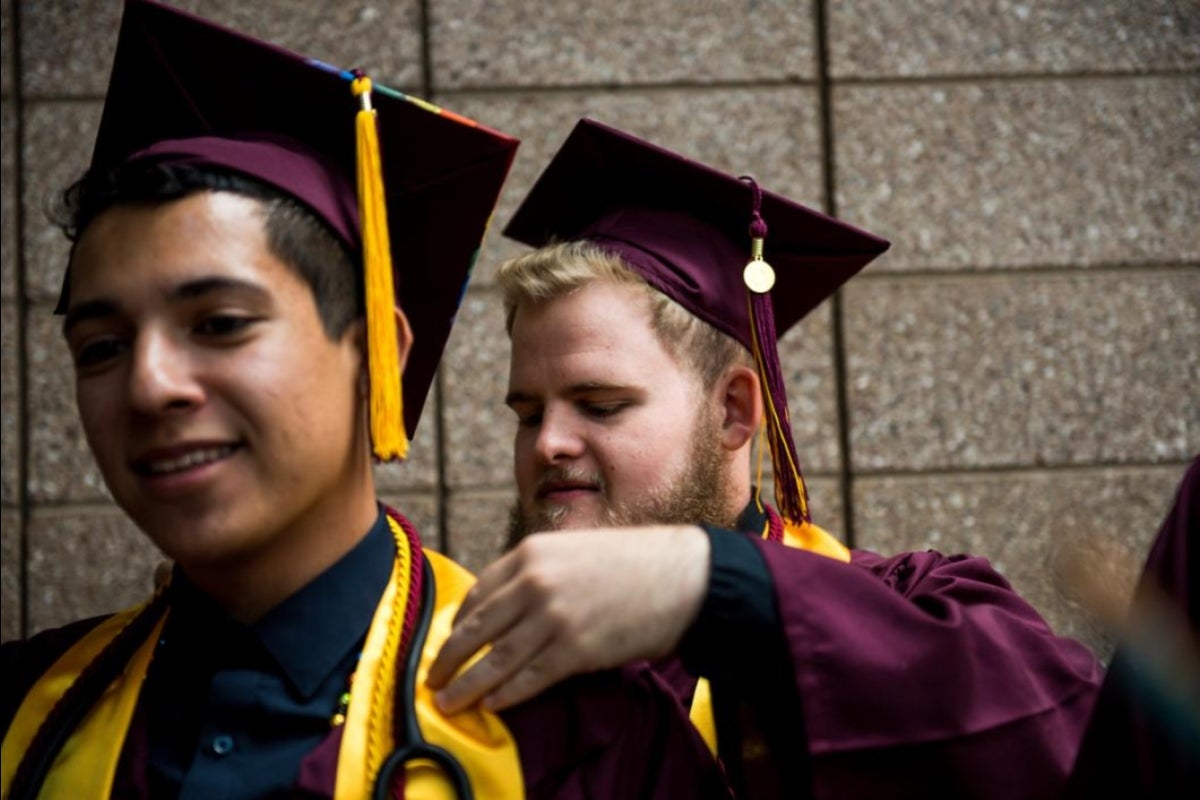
xmin=72 ymin=336 xmax=128 ymax=370
xmin=194 ymin=314 xmax=256 ymax=337
xmin=582 ymin=402 xmax=626 ymax=420
xmin=513 ymin=409 xmax=544 ymax=428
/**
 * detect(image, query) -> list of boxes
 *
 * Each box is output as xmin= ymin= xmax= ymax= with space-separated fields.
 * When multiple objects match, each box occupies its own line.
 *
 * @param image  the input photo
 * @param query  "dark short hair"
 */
xmin=58 ymin=161 xmax=361 ymax=338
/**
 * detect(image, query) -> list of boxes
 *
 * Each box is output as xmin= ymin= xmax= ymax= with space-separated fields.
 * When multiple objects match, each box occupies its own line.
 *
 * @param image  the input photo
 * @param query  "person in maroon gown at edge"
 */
xmin=0 ymin=3 xmax=729 ymax=798
xmin=426 ymin=119 xmax=1107 ymax=799
xmin=1065 ymin=454 xmax=1199 ymax=799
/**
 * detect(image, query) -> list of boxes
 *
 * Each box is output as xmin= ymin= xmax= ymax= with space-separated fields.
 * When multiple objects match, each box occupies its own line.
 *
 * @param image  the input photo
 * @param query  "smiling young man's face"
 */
xmin=64 ymin=190 xmax=370 ymax=570
xmin=507 ymin=279 xmax=731 ymax=537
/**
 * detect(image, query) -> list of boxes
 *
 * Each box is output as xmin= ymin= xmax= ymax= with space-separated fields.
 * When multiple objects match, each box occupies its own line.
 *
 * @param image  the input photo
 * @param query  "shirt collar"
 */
xmin=253 ymin=508 xmax=395 ymax=698
xmin=168 ymin=508 xmax=395 ymax=699
xmin=736 ymin=494 xmax=770 ymax=535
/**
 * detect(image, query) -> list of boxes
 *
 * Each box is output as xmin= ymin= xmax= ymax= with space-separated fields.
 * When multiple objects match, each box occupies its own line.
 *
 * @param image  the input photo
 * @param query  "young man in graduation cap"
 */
xmin=427 ymin=119 xmax=1106 ymax=799
xmin=0 ymin=4 xmax=729 ymax=799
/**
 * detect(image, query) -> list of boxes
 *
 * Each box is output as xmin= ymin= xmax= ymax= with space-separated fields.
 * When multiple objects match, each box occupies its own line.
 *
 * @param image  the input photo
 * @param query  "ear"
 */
xmin=713 ymin=365 xmax=762 ymax=451
xmin=350 ymin=309 xmax=414 ymax=397
xmin=343 ymin=318 xmax=370 ymax=396
xmin=392 ymin=306 xmax=414 ymax=375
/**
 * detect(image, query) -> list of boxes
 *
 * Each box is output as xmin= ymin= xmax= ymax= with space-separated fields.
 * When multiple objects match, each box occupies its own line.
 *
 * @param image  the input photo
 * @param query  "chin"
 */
xmin=558 ymin=499 xmax=618 ymax=528
xmin=521 ymin=502 xmax=590 ymax=533
xmin=507 ymin=498 xmax=616 ymax=550
xmin=133 ymin=507 xmax=250 ymax=565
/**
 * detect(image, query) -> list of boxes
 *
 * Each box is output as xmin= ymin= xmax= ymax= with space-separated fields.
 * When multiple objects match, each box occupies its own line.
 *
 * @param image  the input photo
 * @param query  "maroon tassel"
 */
xmin=741 ymin=176 xmax=810 ymax=523
xmin=748 ymin=291 xmax=810 ymax=523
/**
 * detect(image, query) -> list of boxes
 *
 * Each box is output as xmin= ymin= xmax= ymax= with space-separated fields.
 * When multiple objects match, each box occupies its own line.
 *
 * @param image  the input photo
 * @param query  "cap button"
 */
xmin=743 ymin=258 xmax=776 ymax=293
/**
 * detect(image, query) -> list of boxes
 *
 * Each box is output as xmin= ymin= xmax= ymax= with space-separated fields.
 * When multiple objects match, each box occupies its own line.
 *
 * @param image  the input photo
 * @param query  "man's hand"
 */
xmin=426 ymin=525 xmax=710 ymax=714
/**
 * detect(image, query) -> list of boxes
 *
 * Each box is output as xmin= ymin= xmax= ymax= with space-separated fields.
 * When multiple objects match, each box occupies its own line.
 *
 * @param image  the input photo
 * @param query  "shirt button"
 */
xmin=209 ymin=734 xmax=235 ymax=757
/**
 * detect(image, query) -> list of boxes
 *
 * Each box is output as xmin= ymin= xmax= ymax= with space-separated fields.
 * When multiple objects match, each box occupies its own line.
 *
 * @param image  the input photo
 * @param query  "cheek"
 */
xmin=277 ymin=373 xmax=358 ymax=444
xmin=604 ymin=450 xmax=656 ymax=486
xmin=591 ymin=434 xmax=650 ymax=484
xmin=512 ymin=432 xmax=537 ymax=487
xmin=602 ymin=417 xmax=692 ymax=482
xmin=74 ymin=377 xmax=121 ymax=444
xmin=233 ymin=339 xmax=357 ymax=425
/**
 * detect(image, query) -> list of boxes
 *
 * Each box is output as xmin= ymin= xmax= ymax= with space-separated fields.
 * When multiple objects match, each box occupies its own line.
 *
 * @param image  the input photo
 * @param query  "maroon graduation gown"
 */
xmin=291 ymin=662 xmax=731 ymax=799
xmin=6 ymin=624 xmax=728 ymax=800
xmin=5 ymin=592 xmax=729 ymax=800
xmin=665 ymin=505 xmax=1104 ymax=800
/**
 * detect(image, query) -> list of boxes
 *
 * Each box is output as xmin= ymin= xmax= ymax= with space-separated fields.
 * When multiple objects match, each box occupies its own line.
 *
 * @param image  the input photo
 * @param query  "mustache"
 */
xmin=506 ymin=466 xmax=607 ymax=549
xmin=534 ymin=466 xmax=606 ymax=497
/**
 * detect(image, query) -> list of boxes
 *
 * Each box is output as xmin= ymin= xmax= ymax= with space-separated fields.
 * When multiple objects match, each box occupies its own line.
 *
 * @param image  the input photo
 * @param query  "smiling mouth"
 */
xmin=136 ymin=444 xmax=241 ymax=476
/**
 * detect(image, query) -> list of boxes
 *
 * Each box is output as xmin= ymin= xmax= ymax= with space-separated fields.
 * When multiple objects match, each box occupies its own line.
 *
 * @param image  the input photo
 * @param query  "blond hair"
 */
xmin=497 ymin=240 xmax=749 ymax=386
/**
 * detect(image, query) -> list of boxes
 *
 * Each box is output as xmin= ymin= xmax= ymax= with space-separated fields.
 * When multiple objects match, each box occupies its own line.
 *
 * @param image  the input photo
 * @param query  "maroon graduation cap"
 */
xmin=62 ymin=0 xmax=519 ymax=458
xmin=505 ymin=118 xmax=889 ymax=523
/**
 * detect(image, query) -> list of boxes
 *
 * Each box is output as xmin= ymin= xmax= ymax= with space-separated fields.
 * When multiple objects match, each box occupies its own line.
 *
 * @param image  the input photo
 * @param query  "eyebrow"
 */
xmin=62 ymin=277 xmax=271 ymax=336
xmin=505 ymin=382 xmax=630 ymax=407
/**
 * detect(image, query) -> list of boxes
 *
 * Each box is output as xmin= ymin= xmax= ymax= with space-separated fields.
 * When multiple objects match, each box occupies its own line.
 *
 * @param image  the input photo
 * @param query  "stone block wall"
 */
xmin=1 ymin=1 xmax=1197 ymax=658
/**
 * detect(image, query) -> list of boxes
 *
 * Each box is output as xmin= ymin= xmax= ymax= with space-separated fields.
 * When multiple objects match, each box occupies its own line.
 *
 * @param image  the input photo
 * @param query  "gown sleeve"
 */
xmin=684 ymin=524 xmax=1104 ymax=799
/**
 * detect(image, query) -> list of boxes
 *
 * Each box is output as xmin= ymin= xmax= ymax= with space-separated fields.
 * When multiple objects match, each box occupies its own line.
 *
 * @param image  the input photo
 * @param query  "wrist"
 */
xmin=679 ymin=526 xmax=778 ymax=680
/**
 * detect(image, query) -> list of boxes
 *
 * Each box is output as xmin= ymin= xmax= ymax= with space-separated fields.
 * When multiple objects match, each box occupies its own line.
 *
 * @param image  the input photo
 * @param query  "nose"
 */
xmin=533 ymin=406 xmax=586 ymax=465
xmin=127 ymin=331 xmax=204 ymax=415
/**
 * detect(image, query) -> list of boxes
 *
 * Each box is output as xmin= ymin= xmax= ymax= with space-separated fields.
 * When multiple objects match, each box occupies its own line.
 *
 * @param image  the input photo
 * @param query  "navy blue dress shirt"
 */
xmin=141 ymin=510 xmax=394 ymax=799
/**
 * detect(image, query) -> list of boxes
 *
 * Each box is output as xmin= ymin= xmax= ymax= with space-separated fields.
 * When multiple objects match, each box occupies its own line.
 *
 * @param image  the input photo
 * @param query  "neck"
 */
xmin=727 ymin=450 xmax=755 ymax=521
xmin=181 ymin=474 xmax=380 ymax=625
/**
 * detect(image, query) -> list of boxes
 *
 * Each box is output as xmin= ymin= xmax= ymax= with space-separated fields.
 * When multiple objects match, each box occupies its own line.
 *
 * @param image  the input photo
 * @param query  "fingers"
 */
xmin=478 ymin=647 xmax=577 ymax=712
xmin=427 ymin=528 xmax=710 ymax=714
xmin=427 ymin=567 xmax=528 ymax=689
xmin=433 ymin=614 xmax=560 ymax=714
xmin=451 ymin=548 xmax=522 ymax=628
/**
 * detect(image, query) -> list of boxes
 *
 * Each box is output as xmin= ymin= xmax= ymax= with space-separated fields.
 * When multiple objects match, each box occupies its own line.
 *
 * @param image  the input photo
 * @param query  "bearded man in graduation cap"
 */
xmin=0 ymin=4 xmax=730 ymax=799
xmin=427 ymin=119 xmax=1107 ymax=799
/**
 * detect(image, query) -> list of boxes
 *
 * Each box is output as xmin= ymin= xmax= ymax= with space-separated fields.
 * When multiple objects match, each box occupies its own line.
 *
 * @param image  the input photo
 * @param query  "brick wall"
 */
xmin=1 ymin=1 xmax=1197 ymax=658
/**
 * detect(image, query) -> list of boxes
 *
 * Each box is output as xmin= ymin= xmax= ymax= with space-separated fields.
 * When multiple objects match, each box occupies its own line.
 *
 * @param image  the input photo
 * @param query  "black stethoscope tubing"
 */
xmin=373 ymin=556 xmax=474 ymax=799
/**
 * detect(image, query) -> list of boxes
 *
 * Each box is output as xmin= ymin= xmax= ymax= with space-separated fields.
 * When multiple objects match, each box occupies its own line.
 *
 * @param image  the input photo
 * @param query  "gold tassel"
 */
xmin=352 ymin=76 xmax=408 ymax=461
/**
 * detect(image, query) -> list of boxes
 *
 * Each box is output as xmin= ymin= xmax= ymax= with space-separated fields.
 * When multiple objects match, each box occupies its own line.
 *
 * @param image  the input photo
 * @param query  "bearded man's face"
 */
xmin=506 ymin=280 xmax=735 ymax=543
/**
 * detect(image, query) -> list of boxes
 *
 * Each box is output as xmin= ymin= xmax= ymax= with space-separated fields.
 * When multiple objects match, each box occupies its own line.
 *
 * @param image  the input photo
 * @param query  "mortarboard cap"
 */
xmin=64 ymin=0 xmax=519 ymax=459
xmin=504 ymin=118 xmax=889 ymax=523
